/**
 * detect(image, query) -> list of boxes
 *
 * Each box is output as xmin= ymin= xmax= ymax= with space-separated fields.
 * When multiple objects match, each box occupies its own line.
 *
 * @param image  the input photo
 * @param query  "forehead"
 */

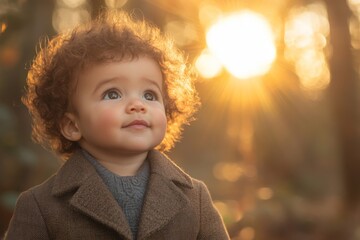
xmin=74 ymin=56 xmax=164 ymax=91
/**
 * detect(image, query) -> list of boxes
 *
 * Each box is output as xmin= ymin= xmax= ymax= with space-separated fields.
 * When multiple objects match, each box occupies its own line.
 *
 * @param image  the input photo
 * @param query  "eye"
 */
xmin=103 ymin=90 xmax=121 ymax=100
xmin=143 ymin=91 xmax=157 ymax=101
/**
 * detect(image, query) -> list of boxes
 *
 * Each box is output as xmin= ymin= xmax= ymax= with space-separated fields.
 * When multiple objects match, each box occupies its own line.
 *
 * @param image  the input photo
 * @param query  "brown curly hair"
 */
xmin=23 ymin=10 xmax=200 ymax=160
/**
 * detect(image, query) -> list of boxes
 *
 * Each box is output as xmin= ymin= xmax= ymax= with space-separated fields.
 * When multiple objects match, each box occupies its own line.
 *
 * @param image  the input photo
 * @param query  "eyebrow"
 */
xmin=142 ymin=77 xmax=163 ymax=94
xmin=93 ymin=77 xmax=121 ymax=95
xmin=93 ymin=76 xmax=163 ymax=95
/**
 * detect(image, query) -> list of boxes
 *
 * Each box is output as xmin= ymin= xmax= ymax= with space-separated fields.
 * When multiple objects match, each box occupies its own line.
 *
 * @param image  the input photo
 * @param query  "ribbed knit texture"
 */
xmin=82 ymin=150 xmax=149 ymax=239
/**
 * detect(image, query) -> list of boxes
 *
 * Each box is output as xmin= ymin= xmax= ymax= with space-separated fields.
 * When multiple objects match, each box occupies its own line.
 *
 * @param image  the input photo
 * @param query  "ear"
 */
xmin=60 ymin=112 xmax=82 ymax=141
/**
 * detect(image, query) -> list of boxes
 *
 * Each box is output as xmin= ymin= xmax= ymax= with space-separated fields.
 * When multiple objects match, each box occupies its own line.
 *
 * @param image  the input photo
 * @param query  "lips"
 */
xmin=123 ymin=120 xmax=149 ymax=128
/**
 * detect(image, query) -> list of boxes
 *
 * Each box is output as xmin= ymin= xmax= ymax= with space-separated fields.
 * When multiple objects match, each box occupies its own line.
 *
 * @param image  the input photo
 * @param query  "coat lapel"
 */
xmin=137 ymin=151 xmax=194 ymax=239
xmin=51 ymin=151 xmax=133 ymax=239
xmin=51 ymin=150 xmax=194 ymax=240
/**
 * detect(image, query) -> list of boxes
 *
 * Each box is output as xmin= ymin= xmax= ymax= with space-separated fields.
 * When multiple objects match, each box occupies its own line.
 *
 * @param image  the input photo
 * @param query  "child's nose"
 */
xmin=126 ymin=98 xmax=146 ymax=113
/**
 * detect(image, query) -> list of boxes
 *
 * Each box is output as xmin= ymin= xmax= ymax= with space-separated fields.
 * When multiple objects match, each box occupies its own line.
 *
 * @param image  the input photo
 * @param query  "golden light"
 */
xmin=0 ymin=46 xmax=20 ymax=67
xmin=285 ymin=3 xmax=330 ymax=97
xmin=1 ymin=23 xmax=7 ymax=33
xmin=348 ymin=0 xmax=360 ymax=49
xmin=295 ymin=49 xmax=330 ymax=91
xmin=198 ymin=3 xmax=222 ymax=28
xmin=58 ymin=0 xmax=86 ymax=8
xmin=105 ymin=0 xmax=128 ymax=8
xmin=213 ymin=162 xmax=243 ymax=182
xmin=206 ymin=10 xmax=276 ymax=79
xmin=52 ymin=8 xmax=91 ymax=33
xmin=213 ymin=201 xmax=228 ymax=216
xmin=349 ymin=0 xmax=360 ymax=4
xmin=213 ymin=200 xmax=244 ymax=224
xmin=164 ymin=20 xmax=198 ymax=47
xmin=349 ymin=16 xmax=360 ymax=49
xmin=348 ymin=0 xmax=360 ymax=15
xmin=239 ymin=227 xmax=255 ymax=240
xmin=53 ymin=0 xmax=90 ymax=33
xmin=195 ymin=49 xmax=223 ymax=79
xmin=257 ymin=187 xmax=274 ymax=200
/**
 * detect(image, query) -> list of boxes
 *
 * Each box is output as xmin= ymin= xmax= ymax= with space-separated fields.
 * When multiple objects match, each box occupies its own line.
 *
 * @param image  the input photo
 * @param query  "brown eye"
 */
xmin=143 ymin=91 xmax=156 ymax=101
xmin=103 ymin=90 xmax=121 ymax=100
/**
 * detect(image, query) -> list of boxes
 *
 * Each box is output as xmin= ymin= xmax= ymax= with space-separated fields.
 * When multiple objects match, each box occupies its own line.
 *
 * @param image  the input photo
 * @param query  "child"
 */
xmin=5 ymin=10 xmax=229 ymax=240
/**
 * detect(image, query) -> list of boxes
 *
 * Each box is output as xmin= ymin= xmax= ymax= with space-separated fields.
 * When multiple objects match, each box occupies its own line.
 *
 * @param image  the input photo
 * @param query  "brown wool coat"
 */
xmin=5 ymin=150 xmax=230 ymax=240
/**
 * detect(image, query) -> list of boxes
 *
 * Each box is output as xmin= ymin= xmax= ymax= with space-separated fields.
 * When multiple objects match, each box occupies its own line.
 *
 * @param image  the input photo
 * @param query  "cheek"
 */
xmin=160 ymin=113 xmax=167 ymax=129
xmin=93 ymin=107 xmax=120 ymax=129
xmin=155 ymin=109 xmax=167 ymax=131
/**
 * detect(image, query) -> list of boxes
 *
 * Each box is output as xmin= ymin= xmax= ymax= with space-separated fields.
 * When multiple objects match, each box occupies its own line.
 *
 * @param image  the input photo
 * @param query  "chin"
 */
xmin=123 ymin=145 xmax=155 ymax=153
xmin=117 ymin=140 xmax=162 ymax=153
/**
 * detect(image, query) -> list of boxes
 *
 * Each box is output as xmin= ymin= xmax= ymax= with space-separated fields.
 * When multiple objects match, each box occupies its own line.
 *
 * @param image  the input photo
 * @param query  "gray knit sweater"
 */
xmin=81 ymin=150 xmax=150 ymax=239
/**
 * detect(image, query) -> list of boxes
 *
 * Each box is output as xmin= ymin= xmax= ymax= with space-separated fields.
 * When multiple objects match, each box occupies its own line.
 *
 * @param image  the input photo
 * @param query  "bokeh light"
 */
xmin=214 ymin=200 xmax=243 ymax=225
xmin=348 ymin=0 xmax=360 ymax=51
xmin=52 ymin=8 xmax=91 ymax=33
xmin=58 ymin=0 xmax=86 ymax=9
xmin=285 ymin=2 xmax=330 ymax=97
xmin=53 ymin=0 xmax=90 ymax=33
xmin=105 ymin=0 xmax=128 ymax=9
xmin=206 ymin=10 xmax=276 ymax=79
xmin=349 ymin=15 xmax=360 ymax=49
xmin=238 ymin=226 xmax=255 ymax=240
xmin=213 ymin=162 xmax=244 ymax=182
xmin=198 ymin=3 xmax=222 ymax=28
xmin=1 ymin=23 xmax=7 ymax=34
xmin=195 ymin=49 xmax=223 ymax=79
xmin=348 ymin=0 xmax=360 ymax=15
xmin=0 ymin=46 xmax=19 ymax=67
xmin=257 ymin=187 xmax=274 ymax=200
xmin=164 ymin=20 xmax=198 ymax=47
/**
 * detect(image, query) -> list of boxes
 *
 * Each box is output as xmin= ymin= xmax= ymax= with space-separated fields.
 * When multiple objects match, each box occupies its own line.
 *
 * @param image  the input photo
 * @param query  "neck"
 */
xmin=82 ymin=148 xmax=149 ymax=176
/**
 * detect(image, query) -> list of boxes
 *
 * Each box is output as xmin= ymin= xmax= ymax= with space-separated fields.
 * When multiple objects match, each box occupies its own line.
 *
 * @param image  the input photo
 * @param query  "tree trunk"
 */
xmin=324 ymin=0 xmax=360 ymax=238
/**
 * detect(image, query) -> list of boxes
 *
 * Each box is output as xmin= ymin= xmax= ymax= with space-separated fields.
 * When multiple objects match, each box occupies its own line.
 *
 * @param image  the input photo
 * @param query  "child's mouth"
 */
xmin=123 ymin=120 xmax=149 ymax=129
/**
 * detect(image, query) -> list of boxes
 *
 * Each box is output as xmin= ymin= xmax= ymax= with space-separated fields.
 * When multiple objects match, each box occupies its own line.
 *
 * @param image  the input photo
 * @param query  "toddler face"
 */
xmin=68 ymin=56 xmax=167 ymax=156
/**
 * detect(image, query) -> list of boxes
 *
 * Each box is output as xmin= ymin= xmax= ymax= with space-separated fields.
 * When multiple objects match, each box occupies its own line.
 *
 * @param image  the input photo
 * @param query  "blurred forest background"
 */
xmin=1 ymin=0 xmax=360 ymax=239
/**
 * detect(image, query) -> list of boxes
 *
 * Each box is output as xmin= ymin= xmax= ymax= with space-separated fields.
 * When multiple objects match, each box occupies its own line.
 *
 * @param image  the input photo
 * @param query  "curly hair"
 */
xmin=23 ymin=10 xmax=200 ymax=160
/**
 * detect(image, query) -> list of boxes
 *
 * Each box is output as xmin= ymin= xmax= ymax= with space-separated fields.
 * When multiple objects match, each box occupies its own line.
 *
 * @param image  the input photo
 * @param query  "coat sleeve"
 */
xmin=4 ymin=190 xmax=50 ymax=240
xmin=197 ymin=181 xmax=230 ymax=240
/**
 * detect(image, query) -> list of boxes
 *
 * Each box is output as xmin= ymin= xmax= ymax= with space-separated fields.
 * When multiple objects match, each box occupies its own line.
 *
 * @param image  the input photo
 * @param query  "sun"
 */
xmin=206 ymin=10 xmax=276 ymax=79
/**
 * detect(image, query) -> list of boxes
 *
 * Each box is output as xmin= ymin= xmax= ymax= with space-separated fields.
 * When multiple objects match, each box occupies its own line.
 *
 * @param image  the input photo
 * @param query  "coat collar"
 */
xmin=51 ymin=150 xmax=193 ymax=240
xmin=146 ymin=150 xmax=193 ymax=189
xmin=137 ymin=150 xmax=193 ymax=239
